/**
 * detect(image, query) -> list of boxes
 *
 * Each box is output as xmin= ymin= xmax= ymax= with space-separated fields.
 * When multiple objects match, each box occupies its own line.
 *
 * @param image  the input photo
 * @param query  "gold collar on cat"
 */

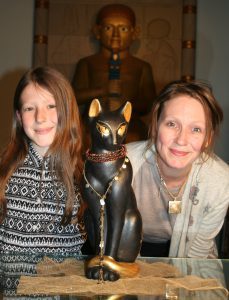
xmin=86 ymin=145 xmax=126 ymax=162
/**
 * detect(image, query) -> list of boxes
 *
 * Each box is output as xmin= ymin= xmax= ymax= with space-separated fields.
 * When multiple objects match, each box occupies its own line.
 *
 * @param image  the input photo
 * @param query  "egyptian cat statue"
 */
xmin=82 ymin=98 xmax=142 ymax=282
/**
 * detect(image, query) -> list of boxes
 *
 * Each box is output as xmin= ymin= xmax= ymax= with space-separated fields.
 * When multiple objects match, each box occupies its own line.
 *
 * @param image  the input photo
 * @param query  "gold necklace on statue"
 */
xmin=156 ymin=159 xmax=189 ymax=214
xmin=83 ymin=155 xmax=130 ymax=283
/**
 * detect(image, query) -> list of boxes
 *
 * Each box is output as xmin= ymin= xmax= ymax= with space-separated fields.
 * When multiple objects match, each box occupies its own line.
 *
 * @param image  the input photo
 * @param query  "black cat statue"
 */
xmin=82 ymin=98 xmax=142 ymax=282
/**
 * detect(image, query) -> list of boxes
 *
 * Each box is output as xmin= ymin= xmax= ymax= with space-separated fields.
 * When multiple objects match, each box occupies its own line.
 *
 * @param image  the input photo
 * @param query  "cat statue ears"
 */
xmin=88 ymin=98 xmax=132 ymax=123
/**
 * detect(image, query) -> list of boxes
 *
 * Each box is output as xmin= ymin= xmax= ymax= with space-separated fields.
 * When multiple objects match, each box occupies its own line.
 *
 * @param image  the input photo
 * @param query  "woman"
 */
xmin=126 ymin=80 xmax=229 ymax=258
xmin=0 ymin=66 xmax=86 ymax=254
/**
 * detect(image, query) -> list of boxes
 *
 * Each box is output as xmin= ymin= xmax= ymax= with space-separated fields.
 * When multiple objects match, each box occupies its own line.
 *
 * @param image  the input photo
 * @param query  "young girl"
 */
xmin=0 ymin=66 xmax=86 ymax=254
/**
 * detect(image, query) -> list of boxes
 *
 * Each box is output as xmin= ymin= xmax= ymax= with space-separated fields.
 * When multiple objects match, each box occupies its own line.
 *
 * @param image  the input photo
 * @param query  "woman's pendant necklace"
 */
xmin=162 ymin=178 xmax=183 ymax=214
xmin=156 ymin=159 xmax=188 ymax=214
xmin=168 ymin=198 xmax=182 ymax=214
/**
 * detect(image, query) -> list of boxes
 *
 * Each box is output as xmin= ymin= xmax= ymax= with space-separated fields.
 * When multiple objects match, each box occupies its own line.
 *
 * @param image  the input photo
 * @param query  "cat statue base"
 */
xmin=82 ymin=98 xmax=142 ymax=282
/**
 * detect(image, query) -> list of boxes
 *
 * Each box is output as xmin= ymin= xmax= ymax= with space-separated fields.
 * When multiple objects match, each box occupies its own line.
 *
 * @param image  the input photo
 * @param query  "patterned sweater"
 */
xmin=0 ymin=143 xmax=86 ymax=254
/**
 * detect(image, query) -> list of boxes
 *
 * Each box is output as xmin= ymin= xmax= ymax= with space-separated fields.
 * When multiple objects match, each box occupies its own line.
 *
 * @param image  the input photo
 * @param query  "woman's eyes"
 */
xmin=192 ymin=127 xmax=202 ymax=133
xmin=166 ymin=121 xmax=176 ymax=127
xmin=165 ymin=122 xmax=202 ymax=133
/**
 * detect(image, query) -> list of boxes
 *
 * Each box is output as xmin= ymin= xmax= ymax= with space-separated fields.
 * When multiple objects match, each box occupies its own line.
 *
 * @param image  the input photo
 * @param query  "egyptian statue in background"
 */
xmin=72 ymin=3 xmax=156 ymax=142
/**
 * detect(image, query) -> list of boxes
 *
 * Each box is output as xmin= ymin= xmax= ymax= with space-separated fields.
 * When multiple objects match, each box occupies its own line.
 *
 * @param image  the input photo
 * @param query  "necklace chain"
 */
xmin=83 ymin=157 xmax=129 ymax=202
xmin=83 ymin=154 xmax=130 ymax=282
xmin=156 ymin=159 xmax=188 ymax=201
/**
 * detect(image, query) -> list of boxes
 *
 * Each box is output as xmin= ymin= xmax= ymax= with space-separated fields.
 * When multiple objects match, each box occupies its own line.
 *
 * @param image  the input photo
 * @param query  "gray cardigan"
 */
xmin=126 ymin=140 xmax=229 ymax=258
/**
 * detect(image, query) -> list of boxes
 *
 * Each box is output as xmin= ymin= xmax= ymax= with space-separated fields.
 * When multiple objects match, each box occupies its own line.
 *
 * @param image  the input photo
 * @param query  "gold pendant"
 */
xmin=169 ymin=200 xmax=182 ymax=214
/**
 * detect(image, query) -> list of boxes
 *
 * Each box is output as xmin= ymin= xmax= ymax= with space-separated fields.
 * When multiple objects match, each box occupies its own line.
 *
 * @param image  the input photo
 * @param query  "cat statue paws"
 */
xmin=82 ymin=98 xmax=142 ymax=281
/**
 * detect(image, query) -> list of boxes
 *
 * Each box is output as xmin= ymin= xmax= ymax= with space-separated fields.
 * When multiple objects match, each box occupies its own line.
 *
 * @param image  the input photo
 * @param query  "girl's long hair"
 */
xmin=0 ymin=66 xmax=83 ymax=224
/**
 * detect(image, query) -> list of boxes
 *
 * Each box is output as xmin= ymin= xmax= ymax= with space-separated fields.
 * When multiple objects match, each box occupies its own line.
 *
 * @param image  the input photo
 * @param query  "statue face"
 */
xmin=98 ymin=15 xmax=136 ymax=53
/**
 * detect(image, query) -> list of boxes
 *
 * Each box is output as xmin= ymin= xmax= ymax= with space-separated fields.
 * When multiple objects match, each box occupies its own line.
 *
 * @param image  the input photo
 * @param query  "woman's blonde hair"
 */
xmin=0 ymin=66 xmax=83 ymax=224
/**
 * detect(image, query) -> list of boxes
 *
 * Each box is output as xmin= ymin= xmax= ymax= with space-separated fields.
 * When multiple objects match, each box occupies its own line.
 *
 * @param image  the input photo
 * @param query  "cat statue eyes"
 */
xmin=82 ymin=98 xmax=142 ymax=282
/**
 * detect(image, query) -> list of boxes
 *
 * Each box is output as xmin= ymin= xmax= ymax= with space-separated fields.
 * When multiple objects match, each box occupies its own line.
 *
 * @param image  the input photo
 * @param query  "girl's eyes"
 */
xmin=23 ymin=107 xmax=33 ymax=112
xmin=47 ymin=104 xmax=56 ymax=109
xmin=22 ymin=104 xmax=56 ymax=111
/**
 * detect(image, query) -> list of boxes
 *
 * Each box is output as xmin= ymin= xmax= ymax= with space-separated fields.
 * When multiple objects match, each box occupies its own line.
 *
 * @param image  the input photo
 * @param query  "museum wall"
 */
xmin=0 ymin=0 xmax=228 ymax=162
